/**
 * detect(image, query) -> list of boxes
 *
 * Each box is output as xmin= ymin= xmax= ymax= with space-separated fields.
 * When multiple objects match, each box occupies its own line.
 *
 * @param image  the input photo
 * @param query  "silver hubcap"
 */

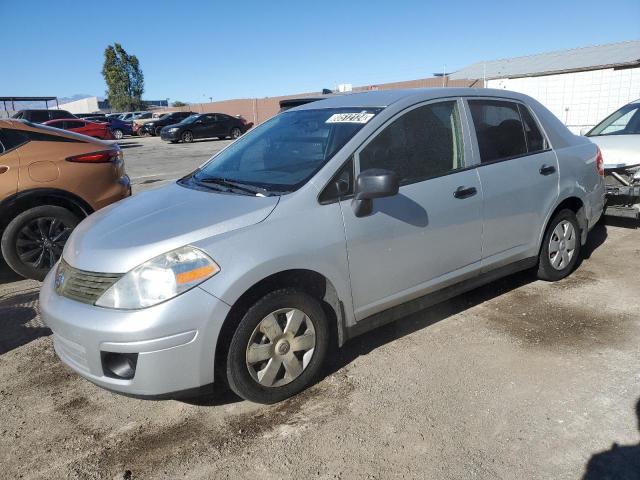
xmin=183 ymin=132 xmax=192 ymax=142
xmin=246 ymin=308 xmax=316 ymax=387
xmin=548 ymin=220 xmax=576 ymax=270
xmin=232 ymin=128 xmax=240 ymax=138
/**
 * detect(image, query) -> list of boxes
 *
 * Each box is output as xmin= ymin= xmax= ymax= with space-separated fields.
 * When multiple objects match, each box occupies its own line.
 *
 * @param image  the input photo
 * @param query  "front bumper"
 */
xmin=160 ymin=129 xmax=180 ymax=141
xmin=40 ymin=268 xmax=231 ymax=396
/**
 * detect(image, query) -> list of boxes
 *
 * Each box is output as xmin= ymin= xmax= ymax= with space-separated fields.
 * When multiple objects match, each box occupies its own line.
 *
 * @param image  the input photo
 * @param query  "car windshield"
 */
xmin=184 ymin=107 xmax=381 ymax=194
xmin=588 ymin=103 xmax=640 ymax=136
xmin=179 ymin=114 xmax=201 ymax=124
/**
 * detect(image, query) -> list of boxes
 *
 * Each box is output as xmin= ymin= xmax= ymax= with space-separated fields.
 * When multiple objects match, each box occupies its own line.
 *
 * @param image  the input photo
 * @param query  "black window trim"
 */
xmin=464 ymin=97 xmax=553 ymax=168
xmin=0 ymin=128 xmax=30 ymax=155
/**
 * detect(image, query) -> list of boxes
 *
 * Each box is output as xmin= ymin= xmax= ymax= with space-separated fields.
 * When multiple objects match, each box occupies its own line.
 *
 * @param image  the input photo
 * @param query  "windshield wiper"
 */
xmin=197 ymin=177 xmax=277 ymax=196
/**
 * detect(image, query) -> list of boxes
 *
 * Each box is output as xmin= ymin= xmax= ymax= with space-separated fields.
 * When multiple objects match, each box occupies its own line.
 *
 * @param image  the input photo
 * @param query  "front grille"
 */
xmin=56 ymin=260 xmax=122 ymax=305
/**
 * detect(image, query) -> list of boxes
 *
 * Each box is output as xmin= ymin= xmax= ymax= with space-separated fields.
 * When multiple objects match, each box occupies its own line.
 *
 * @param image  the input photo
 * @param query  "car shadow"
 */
xmin=117 ymin=141 xmax=143 ymax=149
xmin=0 ymin=289 xmax=50 ymax=355
xmin=603 ymin=215 xmax=639 ymax=229
xmin=582 ymin=398 xmax=640 ymax=479
xmin=0 ymin=263 xmax=22 ymax=285
xmin=581 ymin=223 xmax=608 ymax=260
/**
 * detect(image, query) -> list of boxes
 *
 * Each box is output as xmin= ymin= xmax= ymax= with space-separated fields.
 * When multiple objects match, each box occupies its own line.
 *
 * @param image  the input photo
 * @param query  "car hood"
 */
xmin=588 ymin=134 xmax=640 ymax=168
xmin=63 ymin=182 xmax=279 ymax=273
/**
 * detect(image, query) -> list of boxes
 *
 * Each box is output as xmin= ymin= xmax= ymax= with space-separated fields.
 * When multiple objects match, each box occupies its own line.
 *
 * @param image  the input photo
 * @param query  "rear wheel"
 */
xmin=230 ymin=127 xmax=242 ymax=139
xmin=113 ymin=129 xmax=123 ymax=140
xmin=226 ymin=289 xmax=329 ymax=404
xmin=154 ymin=127 xmax=163 ymax=136
xmin=181 ymin=130 xmax=193 ymax=143
xmin=1 ymin=206 xmax=80 ymax=281
xmin=537 ymin=209 xmax=581 ymax=281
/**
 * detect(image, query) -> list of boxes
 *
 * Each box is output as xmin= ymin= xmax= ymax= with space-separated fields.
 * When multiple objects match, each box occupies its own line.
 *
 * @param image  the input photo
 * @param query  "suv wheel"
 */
xmin=230 ymin=127 xmax=242 ymax=139
xmin=154 ymin=127 xmax=163 ymax=136
xmin=112 ymin=129 xmax=124 ymax=140
xmin=226 ymin=289 xmax=329 ymax=404
xmin=537 ymin=209 xmax=581 ymax=281
xmin=181 ymin=131 xmax=193 ymax=143
xmin=1 ymin=206 xmax=80 ymax=281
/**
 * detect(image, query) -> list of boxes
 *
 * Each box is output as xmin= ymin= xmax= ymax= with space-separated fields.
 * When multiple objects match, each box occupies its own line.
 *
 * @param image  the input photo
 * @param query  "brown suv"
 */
xmin=0 ymin=119 xmax=131 ymax=280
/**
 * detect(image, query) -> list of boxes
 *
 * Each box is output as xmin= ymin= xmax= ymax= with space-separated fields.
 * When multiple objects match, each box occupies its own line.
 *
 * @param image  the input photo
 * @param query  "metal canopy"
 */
xmin=0 ymin=96 xmax=59 ymax=114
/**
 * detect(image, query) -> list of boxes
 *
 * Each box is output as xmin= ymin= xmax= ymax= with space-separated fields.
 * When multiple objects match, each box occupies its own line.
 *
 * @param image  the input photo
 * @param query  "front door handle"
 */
xmin=453 ymin=186 xmax=477 ymax=199
xmin=539 ymin=164 xmax=556 ymax=176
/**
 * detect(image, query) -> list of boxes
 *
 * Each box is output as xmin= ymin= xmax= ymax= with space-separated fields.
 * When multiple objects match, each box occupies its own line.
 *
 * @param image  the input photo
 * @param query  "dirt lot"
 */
xmin=0 ymin=137 xmax=639 ymax=479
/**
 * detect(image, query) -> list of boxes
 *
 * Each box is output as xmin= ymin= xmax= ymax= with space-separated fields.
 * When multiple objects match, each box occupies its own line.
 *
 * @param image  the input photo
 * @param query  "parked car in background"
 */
xmin=0 ymin=119 xmax=130 ymax=280
xmin=84 ymin=116 xmax=133 ymax=140
xmin=12 ymin=109 xmax=76 ymax=123
xmin=119 ymin=112 xmax=149 ymax=121
xmin=132 ymin=112 xmax=167 ymax=136
xmin=106 ymin=113 xmax=122 ymax=119
xmin=41 ymin=89 xmax=604 ymax=404
xmin=43 ymin=118 xmax=114 ymax=140
xmin=585 ymin=99 xmax=640 ymax=219
xmin=160 ymin=113 xmax=250 ymax=143
xmin=141 ymin=111 xmax=196 ymax=136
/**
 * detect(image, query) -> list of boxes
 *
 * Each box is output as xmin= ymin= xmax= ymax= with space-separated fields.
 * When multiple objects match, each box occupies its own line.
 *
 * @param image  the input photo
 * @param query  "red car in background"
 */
xmin=43 ymin=118 xmax=114 ymax=140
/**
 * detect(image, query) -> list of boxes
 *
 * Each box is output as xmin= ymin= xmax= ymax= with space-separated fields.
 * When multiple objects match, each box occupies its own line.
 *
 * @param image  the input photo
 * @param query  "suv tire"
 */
xmin=226 ymin=289 xmax=329 ymax=404
xmin=1 ymin=205 xmax=80 ymax=281
xmin=537 ymin=209 xmax=581 ymax=281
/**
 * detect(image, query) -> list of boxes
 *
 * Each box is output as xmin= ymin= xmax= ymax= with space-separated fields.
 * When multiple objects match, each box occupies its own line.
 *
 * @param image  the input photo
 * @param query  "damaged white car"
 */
xmin=585 ymin=99 xmax=640 ymax=220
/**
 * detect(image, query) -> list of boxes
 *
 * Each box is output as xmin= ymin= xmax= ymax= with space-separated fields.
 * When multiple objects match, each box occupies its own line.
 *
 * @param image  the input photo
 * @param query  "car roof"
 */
xmin=290 ymin=88 xmax=536 ymax=111
xmin=43 ymin=118 xmax=85 ymax=123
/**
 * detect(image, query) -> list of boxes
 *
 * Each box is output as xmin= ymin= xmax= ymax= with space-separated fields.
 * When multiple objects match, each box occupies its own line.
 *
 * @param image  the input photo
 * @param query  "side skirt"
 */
xmin=344 ymin=257 xmax=538 ymax=341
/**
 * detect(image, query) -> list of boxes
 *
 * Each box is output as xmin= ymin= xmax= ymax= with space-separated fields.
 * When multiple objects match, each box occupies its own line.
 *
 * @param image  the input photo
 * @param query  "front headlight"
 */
xmin=168 ymin=127 xmax=180 ymax=132
xmin=95 ymin=246 xmax=219 ymax=309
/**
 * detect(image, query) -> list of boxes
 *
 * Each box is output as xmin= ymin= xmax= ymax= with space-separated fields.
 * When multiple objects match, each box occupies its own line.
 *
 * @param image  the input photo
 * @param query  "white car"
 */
xmin=585 ymin=99 xmax=640 ymax=219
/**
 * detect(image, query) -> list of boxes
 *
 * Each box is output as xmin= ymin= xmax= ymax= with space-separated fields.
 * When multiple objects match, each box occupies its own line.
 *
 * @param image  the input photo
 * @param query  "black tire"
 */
xmin=113 ymin=129 xmax=123 ymax=140
xmin=537 ymin=209 xmax=582 ymax=281
xmin=1 ymin=205 xmax=80 ymax=281
xmin=181 ymin=130 xmax=194 ymax=143
xmin=154 ymin=127 xmax=162 ymax=136
xmin=230 ymin=127 xmax=242 ymax=139
xmin=217 ymin=136 xmax=227 ymax=140
xmin=226 ymin=289 xmax=329 ymax=404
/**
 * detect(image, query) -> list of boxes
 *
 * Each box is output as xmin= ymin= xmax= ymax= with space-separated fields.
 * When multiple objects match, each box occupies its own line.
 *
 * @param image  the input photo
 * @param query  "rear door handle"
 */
xmin=453 ymin=186 xmax=477 ymax=199
xmin=539 ymin=164 xmax=556 ymax=176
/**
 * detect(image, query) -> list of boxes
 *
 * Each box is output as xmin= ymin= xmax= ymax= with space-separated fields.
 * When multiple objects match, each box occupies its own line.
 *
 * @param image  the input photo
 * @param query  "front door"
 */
xmin=466 ymin=99 xmax=559 ymax=269
xmin=340 ymin=99 xmax=484 ymax=321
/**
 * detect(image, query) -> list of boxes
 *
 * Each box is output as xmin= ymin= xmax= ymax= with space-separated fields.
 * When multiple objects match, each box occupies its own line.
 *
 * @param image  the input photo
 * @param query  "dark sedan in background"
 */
xmin=159 ymin=113 xmax=252 ymax=143
xmin=141 ymin=111 xmax=196 ymax=136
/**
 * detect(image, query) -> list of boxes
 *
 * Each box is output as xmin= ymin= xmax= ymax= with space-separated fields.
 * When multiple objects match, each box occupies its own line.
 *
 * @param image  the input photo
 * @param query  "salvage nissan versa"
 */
xmin=40 ymin=89 xmax=605 ymax=404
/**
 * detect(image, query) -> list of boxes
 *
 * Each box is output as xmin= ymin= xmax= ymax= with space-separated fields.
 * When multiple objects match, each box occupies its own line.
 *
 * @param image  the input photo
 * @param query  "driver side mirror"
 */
xmin=352 ymin=168 xmax=400 ymax=217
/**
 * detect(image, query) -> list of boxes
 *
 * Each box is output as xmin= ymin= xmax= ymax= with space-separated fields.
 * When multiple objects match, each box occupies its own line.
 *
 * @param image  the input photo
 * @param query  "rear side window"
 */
xmin=469 ymin=100 xmax=527 ymax=163
xmin=65 ymin=121 xmax=85 ymax=129
xmin=50 ymin=110 xmax=71 ymax=120
xmin=0 ymin=128 xmax=29 ymax=153
xmin=519 ymin=105 xmax=547 ymax=152
xmin=359 ymin=100 xmax=465 ymax=184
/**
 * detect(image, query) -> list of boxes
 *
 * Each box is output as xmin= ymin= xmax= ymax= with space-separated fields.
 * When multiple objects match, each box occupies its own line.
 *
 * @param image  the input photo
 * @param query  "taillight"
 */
xmin=66 ymin=150 xmax=118 ymax=163
xmin=595 ymin=147 xmax=604 ymax=177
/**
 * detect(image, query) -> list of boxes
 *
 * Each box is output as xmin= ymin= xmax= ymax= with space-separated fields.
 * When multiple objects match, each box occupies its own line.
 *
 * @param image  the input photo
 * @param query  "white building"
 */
xmin=53 ymin=96 xmax=104 ymax=114
xmin=450 ymin=40 xmax=640 ymax=133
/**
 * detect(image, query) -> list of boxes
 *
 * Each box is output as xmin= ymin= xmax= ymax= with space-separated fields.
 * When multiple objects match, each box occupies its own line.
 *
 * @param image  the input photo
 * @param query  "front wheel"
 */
xmin=1 ymin=206 xmax=80 ymax=281
xmin=230 ymin=127 xmax=242 ymax=139
xmin=226 ymin=289 xmax=329 ymax=404
xmin=113 ymin=129 xmax=123 ymax=140
xmin=537 ymin=209 xmax=581 ymax=281
xmin=181 ymin=130 xmax=193 ymax=143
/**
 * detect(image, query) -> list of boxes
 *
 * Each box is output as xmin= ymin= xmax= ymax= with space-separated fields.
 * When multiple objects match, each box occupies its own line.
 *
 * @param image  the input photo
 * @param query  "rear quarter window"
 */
xmin=0 ymin=128 xmax=29 ymax=153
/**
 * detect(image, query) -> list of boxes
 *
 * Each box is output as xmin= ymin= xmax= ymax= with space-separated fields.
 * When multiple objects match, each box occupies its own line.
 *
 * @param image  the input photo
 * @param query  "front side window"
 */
xmin=469 ymin=100 xmax=527 ymax=163
xmin=588 ymin=104 xmax=640 ymax=136
xmin=65 ymin=121 xmax=85 ymax=129
xmin=359 ymin=101 xmax=465 ymax=184
xmin=186 ymin=107 xmax=381 ymax=194
xmin=29 ymin=111 xmax=50 ymax=123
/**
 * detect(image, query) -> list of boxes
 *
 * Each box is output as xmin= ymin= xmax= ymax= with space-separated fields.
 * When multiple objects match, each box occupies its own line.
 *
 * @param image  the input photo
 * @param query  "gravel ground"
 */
xmin=0 ymin=137 xmax=639 ymax=479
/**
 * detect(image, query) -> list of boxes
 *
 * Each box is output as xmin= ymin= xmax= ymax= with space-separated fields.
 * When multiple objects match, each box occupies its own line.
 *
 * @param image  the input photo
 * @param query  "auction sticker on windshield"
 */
xmin=326 ymin=112 xmax=375 ymax=124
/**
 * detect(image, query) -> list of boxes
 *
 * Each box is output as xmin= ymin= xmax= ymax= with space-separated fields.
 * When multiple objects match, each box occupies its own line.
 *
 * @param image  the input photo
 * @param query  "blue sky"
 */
xmin=1 ymin=0 xmax=639 ymax=103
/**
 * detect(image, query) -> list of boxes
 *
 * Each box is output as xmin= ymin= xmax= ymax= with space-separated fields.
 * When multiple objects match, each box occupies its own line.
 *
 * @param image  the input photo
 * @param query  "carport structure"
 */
xmin=1 ymin=96 xmax=59 ymax=117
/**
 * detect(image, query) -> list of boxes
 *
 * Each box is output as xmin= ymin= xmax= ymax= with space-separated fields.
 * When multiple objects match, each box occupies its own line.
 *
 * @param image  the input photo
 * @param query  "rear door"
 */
xmin=340 ymin=99 xmax=484 ymax=321
xmin=465 ymin=98 xmax=558 ymax=269
xmin=0 ymin=128 xmax=27 ymax=198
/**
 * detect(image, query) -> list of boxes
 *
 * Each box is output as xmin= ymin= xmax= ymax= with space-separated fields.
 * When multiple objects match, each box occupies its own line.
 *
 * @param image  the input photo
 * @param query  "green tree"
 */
xmin=102 ymin=43 xmax=145 ymax=111
xmin=171 ymin=101 xmax=188 ymax=107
